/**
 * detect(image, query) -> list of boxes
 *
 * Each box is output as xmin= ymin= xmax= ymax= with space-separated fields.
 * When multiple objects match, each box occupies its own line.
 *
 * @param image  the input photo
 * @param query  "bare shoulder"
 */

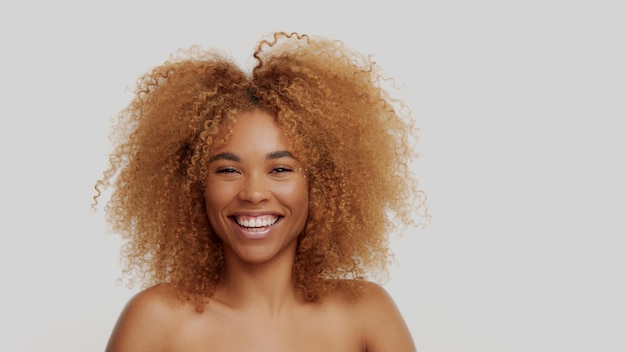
xmin=331 ymin=280 xmax=417 ymax=352
xmin=105 ymin=284 xmax=186 ymax=352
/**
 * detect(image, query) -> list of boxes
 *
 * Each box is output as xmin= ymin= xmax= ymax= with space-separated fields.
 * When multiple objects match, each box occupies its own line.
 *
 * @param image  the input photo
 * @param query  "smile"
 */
xmin=232 ymin=215 xmax=280 ymax=229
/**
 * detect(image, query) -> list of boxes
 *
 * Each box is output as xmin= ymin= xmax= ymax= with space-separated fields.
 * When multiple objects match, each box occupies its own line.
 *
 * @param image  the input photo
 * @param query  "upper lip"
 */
xmin=230 ymin=211 xmax=282 ymax=217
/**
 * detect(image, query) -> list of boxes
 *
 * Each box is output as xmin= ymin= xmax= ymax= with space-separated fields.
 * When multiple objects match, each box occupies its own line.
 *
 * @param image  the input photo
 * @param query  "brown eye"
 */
xmin=271 ymin=167 xmax=294 ymax=174
xmin=216 ymin=167 xmax=239 ymax=174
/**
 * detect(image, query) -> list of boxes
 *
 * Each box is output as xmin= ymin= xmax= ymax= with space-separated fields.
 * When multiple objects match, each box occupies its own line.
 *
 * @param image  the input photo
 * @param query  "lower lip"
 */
xmin=240 ymin=226 xmax=272 ymax=239
xmin=234 ymin=220 xmax=278 ymax=239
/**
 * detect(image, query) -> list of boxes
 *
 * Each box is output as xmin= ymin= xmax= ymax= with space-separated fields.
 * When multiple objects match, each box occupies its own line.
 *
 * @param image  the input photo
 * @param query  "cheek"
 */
xmin=277 ymin=181 xmax=309 ymax=213
xmin=203 ymin=187 xmax=232 ymax=240
xmin=203 ymin=183 xmax=233 ymax=217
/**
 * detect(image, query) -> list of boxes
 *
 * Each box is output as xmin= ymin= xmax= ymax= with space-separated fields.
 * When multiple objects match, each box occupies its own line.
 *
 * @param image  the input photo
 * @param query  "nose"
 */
xmin=238 ymin=172 xmax=271 ymax=204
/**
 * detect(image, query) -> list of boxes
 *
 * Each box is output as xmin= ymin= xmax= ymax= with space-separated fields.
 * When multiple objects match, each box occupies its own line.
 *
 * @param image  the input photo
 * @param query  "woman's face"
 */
xmin=204 ymin=110 xmax=309 ymax=265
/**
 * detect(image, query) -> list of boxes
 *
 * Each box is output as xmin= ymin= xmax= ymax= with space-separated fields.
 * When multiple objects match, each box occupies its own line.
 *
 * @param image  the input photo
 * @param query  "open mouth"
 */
xmin=231 ymin=215 xmax=281 ymax=229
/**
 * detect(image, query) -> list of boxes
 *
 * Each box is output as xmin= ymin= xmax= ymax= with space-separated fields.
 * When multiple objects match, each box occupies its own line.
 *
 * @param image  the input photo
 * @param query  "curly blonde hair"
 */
xmin=95 ymin=32 xmax=428 ymax=306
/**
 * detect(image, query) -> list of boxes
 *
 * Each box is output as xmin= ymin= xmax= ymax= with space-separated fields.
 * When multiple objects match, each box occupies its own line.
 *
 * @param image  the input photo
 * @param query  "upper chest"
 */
xmin=164 ymin=301 xmax=365 ymax=352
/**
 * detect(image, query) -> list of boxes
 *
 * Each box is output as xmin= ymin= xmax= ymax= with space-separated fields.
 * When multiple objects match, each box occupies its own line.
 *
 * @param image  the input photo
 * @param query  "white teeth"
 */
xmin=236 ymin=216 xmax=278 ymax=228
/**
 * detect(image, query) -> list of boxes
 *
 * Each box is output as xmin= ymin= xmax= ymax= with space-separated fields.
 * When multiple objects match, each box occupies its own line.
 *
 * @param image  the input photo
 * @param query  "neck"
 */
xmin=214 ymin=250 xmax=299 ymax=315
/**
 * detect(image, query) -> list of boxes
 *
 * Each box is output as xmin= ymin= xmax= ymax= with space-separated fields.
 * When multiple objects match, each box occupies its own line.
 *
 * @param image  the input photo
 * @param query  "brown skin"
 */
xmin=204 ymin=111 xmax=309 ymax=267
xmin=98 ymin=32 xmax=427 ymax=351
xmin=106 ymin=282 xmax=415 ymax=351
xmin=106 ymin=110 xmax=416 ymax=351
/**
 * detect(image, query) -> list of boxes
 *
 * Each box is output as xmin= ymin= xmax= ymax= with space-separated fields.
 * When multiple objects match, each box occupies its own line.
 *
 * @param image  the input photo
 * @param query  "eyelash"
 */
xmin=271 ymin=167 xmax=294 ymax=173
xmin=216 ymin=167 xmax=238 ymax=174
xmin=215 ymin=166 xmax=295 ymax=174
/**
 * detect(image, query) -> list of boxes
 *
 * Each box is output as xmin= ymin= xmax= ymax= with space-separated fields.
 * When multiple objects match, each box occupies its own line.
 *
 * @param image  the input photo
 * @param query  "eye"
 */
xmin=216 ymin=167 xmax=240 ymax=174
xmin=271 ymin=166 xmax=294 ymax=174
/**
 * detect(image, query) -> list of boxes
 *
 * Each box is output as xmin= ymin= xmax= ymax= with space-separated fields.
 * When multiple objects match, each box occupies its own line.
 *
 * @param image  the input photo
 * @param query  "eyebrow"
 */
xmin=209 ymin=150 xmax=296 ymax=163
xmin=266 ymin=150 xmax=295 ymax=160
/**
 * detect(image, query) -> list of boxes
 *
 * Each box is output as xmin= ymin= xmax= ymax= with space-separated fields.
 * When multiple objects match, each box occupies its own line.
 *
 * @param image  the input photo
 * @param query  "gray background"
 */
xmin=1 ymin=0 xmax=623 ymax=351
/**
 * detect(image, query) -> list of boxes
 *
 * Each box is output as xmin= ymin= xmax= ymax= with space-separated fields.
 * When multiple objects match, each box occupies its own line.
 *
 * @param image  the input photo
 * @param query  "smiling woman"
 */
xmin=203 ymin=111 xmax=309 ymax=264
xmin=94 ymin=31 xmax=429 ymax=351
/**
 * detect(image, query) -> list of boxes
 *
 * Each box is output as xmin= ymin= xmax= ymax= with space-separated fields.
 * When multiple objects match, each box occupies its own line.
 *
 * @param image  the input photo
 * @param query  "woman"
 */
xmin=96 ymin=32 xmax=428 ymax=351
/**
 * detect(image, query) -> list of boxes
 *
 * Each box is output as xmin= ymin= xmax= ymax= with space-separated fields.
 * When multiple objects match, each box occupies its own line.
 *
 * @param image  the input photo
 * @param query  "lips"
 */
xmin=232 ymin=215 xmax=280 ymax=229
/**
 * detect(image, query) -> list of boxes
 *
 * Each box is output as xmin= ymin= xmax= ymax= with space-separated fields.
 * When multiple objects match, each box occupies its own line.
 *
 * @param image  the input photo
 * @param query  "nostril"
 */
xmin=238 ymin=176 xmax=271 ymax=203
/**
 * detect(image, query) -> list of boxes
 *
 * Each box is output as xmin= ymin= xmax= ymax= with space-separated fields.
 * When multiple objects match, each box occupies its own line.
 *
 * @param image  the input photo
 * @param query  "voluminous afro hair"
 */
xmin=95 ymin=32 xmax=428 ymax=306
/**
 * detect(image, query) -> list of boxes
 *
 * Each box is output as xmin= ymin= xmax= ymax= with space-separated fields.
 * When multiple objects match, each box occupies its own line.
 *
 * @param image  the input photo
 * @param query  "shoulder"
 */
xmin=327 ymin=279 xmax=399 ymax=309
xmin=105 ymin=284 xmax=187 ymax=352
xmin=332 ymin=280 xmax=417 ymax=352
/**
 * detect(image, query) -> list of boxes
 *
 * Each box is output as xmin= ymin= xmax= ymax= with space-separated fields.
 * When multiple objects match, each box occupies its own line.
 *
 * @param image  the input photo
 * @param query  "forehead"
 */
xmin=213 ymin=110 xmax=293 ymax=153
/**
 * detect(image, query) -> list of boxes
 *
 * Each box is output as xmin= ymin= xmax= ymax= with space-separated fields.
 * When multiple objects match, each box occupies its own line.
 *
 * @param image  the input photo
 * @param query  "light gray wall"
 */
xmin=0 ymin=0 xmax=623 ymax=351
